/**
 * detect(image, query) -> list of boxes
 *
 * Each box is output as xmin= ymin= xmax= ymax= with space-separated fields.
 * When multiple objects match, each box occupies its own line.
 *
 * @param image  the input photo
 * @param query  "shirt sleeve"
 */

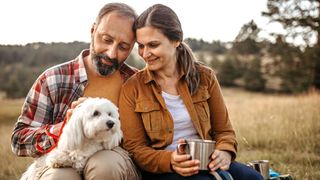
xmin=11 ymin=74 xmax=63 ymax=157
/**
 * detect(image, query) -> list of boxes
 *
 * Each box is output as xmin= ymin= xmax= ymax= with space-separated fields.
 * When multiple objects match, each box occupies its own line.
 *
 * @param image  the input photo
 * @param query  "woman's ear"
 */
xmin=174 ymin=41 xmax=181 ymax=48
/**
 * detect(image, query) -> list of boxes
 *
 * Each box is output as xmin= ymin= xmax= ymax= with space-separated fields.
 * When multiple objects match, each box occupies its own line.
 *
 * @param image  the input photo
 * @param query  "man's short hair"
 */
xmin=96 ymin=3 xmax=137 ymax=25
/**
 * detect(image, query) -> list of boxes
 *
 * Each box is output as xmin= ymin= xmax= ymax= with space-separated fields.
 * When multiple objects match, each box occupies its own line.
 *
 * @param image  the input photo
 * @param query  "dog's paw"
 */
xmin=71 ymin=155 xmax=88 ymax=173
xmin=46 ymin=151 xmax=72 ymax=168
xmin=47 ymin=157 xmax=64 ymax=168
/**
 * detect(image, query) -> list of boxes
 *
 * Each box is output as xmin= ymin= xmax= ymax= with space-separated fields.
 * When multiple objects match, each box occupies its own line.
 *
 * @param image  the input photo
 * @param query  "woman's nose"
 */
xmin=142 ymin=48 xmax=151 ymax=58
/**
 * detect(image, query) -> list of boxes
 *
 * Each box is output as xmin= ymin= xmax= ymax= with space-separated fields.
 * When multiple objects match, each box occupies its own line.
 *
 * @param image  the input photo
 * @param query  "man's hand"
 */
xmin=50 ymin=97 xmax=88 ymax=135
xmin=65 ymin=97 xmax=87 ymax=122
xmin=170 ymin=139 xmax=200 ymax=177
xmin=209 ymin=149 xmax=232 ymax=172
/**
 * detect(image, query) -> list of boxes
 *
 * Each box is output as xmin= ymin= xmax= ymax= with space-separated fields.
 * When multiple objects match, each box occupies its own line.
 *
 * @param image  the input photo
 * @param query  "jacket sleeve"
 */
xmin=11 ymin=75 xmax=63 ymax=157
xmin=207 ymin=71 xmax=237 ymax=160
xmin=119 ymin=81 xmax=173 ymax=173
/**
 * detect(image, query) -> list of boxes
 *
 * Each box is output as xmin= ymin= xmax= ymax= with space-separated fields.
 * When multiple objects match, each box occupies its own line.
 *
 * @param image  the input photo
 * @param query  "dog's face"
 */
xmin=59 ymin=98 xmax=122 ymax=150
xmin=80 ymin=98 xmax=121 ymax=142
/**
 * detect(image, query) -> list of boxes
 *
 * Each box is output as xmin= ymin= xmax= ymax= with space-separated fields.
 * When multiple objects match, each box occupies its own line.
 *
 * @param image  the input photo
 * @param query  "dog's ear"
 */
xmin=58 ymin=106 xmax=85 ymax=151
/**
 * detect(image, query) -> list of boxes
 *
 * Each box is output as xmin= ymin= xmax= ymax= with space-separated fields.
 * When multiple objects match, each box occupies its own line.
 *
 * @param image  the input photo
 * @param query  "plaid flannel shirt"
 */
xmin=11 ymin=49 xmax=137 ymax=157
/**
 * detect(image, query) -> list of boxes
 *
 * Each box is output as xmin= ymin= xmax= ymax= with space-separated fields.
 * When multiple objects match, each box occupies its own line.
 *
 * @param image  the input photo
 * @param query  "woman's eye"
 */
xmin=149 ymin=43 xmax=159 ymax=48
xmin=138 ymin=44 xmax=144 ymax=49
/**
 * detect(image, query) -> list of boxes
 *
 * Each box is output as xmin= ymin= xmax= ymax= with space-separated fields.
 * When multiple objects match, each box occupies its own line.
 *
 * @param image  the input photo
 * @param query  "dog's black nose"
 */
xmin=106 ymin=120 xmax=114 ymax=129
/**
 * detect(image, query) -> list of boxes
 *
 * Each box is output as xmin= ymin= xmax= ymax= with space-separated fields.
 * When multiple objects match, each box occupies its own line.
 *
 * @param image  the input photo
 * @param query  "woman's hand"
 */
xmin=209 ymin=149 xmax=232 ymax=172
xmin=170 ymin=139 xmax=200 ymax=177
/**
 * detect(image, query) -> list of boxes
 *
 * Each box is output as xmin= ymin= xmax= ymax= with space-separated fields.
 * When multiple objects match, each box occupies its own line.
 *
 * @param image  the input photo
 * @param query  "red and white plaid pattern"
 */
xmin=11 ymin=49 xmax=136 ymax=157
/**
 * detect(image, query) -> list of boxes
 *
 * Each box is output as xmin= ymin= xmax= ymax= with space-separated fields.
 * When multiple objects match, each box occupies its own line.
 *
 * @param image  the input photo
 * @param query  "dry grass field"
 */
xmin=0 ymin=88 xmax=319 ymax=180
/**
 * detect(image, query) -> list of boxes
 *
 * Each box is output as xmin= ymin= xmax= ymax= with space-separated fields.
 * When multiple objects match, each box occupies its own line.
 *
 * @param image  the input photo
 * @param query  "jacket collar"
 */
xmin=142 ymin=67 xmax=186 ymax=84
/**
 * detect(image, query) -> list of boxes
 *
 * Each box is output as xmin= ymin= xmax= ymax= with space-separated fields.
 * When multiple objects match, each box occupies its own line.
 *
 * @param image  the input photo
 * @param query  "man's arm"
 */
xmin=10 ymin=75 xmax=63 ymax=157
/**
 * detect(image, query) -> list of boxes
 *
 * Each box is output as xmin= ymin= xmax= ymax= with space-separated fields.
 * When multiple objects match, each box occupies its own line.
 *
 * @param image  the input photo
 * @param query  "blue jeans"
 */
xmin=141 ymin=161 xmax=263 ymax=180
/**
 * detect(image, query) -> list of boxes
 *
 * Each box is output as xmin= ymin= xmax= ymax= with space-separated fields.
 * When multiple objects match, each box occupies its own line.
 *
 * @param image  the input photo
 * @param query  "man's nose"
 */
xmin=106 ymin=45 xmax=117 ymax=59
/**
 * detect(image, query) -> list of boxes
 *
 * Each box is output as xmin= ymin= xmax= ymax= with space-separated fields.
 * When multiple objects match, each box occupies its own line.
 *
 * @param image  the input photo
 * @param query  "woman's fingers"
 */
xmin=220 ymin=159 xmax=230 ymax=170
xmin=210 ymin=157 xmax=225 ymax=171
xmin=209 ymin=150 xmax=232 ymax=171
xmin=171 ymin=150 xmax=200 ymax=176
xmin=173 ymin=165 xmax=199 ymax=176
xmin=172 ymin=154 xmax=190 ymax=163
xmin=173 ymin=157 xmax=199 ymax=168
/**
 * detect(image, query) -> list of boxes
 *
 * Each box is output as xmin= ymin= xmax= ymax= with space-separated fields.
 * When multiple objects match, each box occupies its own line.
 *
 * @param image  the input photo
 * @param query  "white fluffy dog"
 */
xmin=21 ymin=97 xmax=123 ymax=180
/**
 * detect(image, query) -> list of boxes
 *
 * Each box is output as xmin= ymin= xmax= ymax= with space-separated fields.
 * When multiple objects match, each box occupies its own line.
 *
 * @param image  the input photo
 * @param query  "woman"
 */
xmin=119 ymin=4 xmax=263 ymax=180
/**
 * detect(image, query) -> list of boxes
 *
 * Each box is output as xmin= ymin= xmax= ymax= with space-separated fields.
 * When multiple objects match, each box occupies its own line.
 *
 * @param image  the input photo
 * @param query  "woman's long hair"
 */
xmin=133 ymin=4 xmax=200 ymax=95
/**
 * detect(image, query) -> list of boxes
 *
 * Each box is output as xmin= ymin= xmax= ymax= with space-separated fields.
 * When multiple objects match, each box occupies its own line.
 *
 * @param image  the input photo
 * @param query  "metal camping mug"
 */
xmin=177 ymin=139 xmax=216 ymax=170
xmin=247 ymin=160 xmax=270 ymax=180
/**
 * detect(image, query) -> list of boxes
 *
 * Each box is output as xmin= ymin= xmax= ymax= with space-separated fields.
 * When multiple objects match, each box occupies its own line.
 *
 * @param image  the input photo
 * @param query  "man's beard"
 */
xmin=91 ymin=50 xmax=120 ymax=76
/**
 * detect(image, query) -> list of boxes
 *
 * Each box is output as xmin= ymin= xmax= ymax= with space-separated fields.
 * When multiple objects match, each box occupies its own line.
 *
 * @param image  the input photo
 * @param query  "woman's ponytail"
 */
xmin=177 ymin=42 xmax=200 ymax=95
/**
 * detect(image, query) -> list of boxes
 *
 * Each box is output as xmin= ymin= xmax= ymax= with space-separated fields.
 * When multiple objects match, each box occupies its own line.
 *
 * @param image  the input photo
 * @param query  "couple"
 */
xmin=11 ymin=3 xmax=263 ymax=180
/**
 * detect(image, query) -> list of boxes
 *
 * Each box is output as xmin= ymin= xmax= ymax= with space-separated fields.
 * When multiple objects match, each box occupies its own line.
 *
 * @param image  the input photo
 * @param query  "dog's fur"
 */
xmin=21 ymin=98 xmax=123 ymax=180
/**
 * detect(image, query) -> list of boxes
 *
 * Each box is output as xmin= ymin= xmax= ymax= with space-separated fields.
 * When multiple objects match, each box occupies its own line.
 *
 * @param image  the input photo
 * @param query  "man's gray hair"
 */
xmin=96 ymin=3 xmax=137 ymax=25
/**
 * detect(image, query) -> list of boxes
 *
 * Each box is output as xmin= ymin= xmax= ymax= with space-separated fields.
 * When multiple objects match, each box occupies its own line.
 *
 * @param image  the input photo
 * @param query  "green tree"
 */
xmin=218 ymin=56 xmax=244 ymax=86
xmin=210 ymin=41 xmax=227 ymax=54
xmin=304 ymin=46 xmax=320 ymax=89
xmin=233 ymin=20 xmax=261 ymax=55
xmin=262 ymin=0 xmax=320 ymax=88
xmin=184 ymin=38 xmax=227 ymax=54
xmin=268 ymin=38 xmax=312 ymax=92
xmin=263 ymin=0 xmax=320 ymax=46
xmin=0 ymin=42 xmax=89 ymax=98
xmin=209 ymin=55 xmax=221 ymax=72
xmin=243 ymin=58 xmax=266 ymax=91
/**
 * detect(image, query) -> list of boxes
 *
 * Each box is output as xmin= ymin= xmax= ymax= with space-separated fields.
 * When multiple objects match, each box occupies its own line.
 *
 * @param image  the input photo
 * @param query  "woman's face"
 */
xmin=136 ymin=26 xmax=179 ymax=72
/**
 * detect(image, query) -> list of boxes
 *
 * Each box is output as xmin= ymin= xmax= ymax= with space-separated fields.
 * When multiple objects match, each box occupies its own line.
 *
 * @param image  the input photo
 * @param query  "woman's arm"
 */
xmin=119 ymin=81 xmax=173 ymax=173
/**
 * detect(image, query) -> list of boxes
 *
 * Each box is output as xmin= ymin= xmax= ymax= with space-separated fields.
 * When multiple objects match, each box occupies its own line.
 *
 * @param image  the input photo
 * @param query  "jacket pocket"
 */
xmin=135 ymin=101 xmax=165 ymax=148
xmin=192 ymin=86 xmax=211 ymax=122
xmin=135 ymin=101 xmax=162 ymax=132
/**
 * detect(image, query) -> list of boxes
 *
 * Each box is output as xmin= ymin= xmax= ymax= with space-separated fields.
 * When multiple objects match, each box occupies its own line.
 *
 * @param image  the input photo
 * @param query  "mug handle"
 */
xmin=247 ymin=162 xmax=254 ymax=168
xmin=177 ymin=143 xmax=188 ymax=155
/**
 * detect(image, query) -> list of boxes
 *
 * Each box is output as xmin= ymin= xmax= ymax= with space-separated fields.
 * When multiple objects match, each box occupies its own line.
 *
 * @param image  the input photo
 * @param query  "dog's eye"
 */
xmin=93 ymin=110 xmax=100 ymax=117
xmin=108 ymin=112 xmax=112 ymax=116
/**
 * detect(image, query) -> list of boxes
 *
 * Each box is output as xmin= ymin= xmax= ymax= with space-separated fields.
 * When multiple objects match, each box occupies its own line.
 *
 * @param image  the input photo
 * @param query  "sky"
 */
xmin=0 ymin=0 xmax=285 ymax=45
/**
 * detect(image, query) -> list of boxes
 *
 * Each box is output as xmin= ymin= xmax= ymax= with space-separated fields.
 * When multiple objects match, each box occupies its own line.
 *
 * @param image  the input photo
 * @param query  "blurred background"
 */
xmin=0 ymin=0 xmax=319 ymax=179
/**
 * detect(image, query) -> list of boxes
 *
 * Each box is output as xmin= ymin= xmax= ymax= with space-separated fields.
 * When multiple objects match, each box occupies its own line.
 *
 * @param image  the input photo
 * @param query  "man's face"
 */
xmin=90 ymin=12 xmax=135 ymax=76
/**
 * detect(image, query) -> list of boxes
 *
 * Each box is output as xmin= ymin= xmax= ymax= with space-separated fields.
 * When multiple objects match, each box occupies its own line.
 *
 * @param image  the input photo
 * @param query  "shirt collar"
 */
xmin=78 ymin=49 xmax=89 ymax=83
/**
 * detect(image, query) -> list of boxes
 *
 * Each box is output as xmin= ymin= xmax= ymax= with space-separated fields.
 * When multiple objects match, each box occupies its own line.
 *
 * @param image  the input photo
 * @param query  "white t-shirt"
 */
xmin=162 ymin=91 xmax=200 ymax=151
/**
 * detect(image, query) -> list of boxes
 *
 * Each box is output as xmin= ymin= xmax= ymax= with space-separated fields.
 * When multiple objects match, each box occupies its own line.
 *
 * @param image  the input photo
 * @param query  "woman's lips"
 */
xmin=147 ymin=57 xmax=158 ymax=64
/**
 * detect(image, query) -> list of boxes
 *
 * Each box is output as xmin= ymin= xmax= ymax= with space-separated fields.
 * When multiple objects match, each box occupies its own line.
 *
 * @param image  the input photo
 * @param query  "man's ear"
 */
xmin=91 ymin=23 xmax=96 ymax=34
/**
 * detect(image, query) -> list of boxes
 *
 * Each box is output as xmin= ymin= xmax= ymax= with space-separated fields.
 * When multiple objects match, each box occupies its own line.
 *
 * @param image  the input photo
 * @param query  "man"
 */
xmin=11 ymin=3 xmax=140 ymax=180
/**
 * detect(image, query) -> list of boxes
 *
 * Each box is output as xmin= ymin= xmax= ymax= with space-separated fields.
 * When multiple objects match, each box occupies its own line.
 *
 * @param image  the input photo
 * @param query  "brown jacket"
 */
xmin=119 ymin=64 xmax=237 ymax=173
